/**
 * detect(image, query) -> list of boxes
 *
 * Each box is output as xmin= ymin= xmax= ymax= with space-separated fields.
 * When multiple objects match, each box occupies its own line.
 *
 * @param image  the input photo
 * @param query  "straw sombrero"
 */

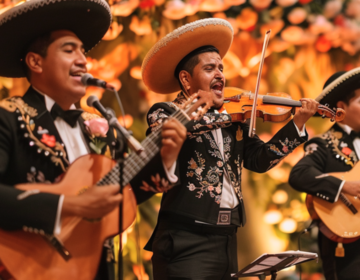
xmin=141 ymin=18 xmax=233 ymax=94
xmin=0 ymin=0 xmax=111 ymax=78
xmin=316 ymin=67 xmax=360 ymax=111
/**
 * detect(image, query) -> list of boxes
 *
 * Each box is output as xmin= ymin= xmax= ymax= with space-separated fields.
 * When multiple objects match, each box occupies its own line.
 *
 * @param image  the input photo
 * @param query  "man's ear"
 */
xmin=179 ymin=70 xmax=191 ymax=92
xmin=25 ymin=52 xmax=43 ymax=74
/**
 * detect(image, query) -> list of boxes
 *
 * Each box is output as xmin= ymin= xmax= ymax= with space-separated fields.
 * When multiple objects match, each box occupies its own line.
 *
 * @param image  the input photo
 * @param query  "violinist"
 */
xmin=141 ymin=18 xmax=319 ymax=280
xmin=289 ymin=69 xmax=360 ymax=280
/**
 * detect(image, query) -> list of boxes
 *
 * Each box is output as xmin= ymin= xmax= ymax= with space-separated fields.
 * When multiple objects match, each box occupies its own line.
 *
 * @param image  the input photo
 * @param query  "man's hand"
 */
xmin=62 ymin=184 xmax=122 ymax=219
xmin=161 ymin=118 xmax=187 ymax=169
xmin=293 ymin=98 xmax=319 ymax=131
xmin=342 ymin=181 xmax=360 ymax=198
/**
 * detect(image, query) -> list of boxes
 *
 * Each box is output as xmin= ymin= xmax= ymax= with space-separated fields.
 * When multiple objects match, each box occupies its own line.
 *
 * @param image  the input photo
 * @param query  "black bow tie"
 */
xmin=50 ymin=103 xmax=83 ymax=128
xmin=350 ymin=130 xmax=360 ymax=141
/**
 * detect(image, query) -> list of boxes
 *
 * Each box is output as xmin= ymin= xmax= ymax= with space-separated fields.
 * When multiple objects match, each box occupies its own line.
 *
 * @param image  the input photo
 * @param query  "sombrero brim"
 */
xmin=141 ymin=18 xmax=233 ymax=94
xmin=0 ymin=0 xmax=111 ymax=77
xmin=315 ymin=67 xmax=360 ymax=111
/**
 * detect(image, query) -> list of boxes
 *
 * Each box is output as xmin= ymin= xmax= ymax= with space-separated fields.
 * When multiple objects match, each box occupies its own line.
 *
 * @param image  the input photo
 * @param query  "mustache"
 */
xmin=210 ymin=79 xmax=224 ymax=87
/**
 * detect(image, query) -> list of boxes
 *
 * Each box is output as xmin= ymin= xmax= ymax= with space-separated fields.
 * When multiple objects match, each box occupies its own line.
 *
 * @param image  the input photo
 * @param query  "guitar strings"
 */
xmin=95 ymin=109 xmax=189 ymax=187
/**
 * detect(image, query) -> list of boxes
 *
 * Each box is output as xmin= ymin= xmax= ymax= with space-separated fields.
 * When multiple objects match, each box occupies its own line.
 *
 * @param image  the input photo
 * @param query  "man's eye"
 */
xmin=64 ymin=49 xmax=73 ymax=53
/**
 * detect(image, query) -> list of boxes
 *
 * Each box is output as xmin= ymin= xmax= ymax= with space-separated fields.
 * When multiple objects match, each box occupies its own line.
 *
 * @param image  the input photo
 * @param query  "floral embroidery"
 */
xmin=186 ymin=151 xmax=223 ymax=203
xmin=27 ymin=167 xmax=51 ymax=184
xmin=305 ymin=143 xmax=318 ymax=155
xmin=320 ymin=129 xmax=358 ymax=166
xmin=148 ymin=108 xmax=169 ymax=132
xmin=269 ymin=144 xmax=285 ymax=156
xmin=204 ymin=133 xmax=222 ymax=159
xmin=196 ymin=136 xmax=202 ymax=143
xmin=342 ymin=147 xmax=352 ymax=156
xmin=40 ymin=134 xmax=56 ymax=148
xmin=1 ymin=97 xmax=69 ymax=172
xmin=279 ymin=138 xmax=301 ymax=154
xmin=223 ymin=136 xmax=231 ymax=162
xmin=0 ymin=97 xmax=37 ymax=117
xmin=140 ymin=173 xmax=174 ymax=193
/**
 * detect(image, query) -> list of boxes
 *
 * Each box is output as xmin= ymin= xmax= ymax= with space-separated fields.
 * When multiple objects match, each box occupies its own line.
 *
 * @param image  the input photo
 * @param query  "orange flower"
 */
xmin=315 ymin=35 xmax=332 ymax=52
xmin=342 ymin=147 xmax=352 ymax=156
xmin=40 ymin=134 xmax=56 ymax=148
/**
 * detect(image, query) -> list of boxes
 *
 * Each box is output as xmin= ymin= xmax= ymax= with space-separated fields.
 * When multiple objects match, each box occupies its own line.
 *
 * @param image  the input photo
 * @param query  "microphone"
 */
xmin=87 ymin=95 xmax=113 ymax=120
xmin=86 ymin=96 xmax=143 ymax=154
xmin=81 ymin=73 xmax=115 ymax=90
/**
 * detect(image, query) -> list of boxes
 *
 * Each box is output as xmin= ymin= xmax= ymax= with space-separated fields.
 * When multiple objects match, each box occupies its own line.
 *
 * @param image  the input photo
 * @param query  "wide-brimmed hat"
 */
xmin=0 ymin=0 xmax=111 ymax=78
xmin=141 ymin=18 xmax=233 ymax=94
xmin=316 ymin=67 xmax=360 ymax=110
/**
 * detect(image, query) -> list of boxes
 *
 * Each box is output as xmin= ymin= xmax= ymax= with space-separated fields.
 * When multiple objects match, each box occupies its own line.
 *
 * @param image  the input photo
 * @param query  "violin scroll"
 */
xmin=317 ymin=105 xmax=345 ymax=122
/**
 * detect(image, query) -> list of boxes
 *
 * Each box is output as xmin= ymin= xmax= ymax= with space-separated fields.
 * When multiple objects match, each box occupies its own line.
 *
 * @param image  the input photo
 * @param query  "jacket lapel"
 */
xmin=21 ymin=87 xmax=70 ymax=169
xmin=331 ymin=123 xmax=358 ymax=165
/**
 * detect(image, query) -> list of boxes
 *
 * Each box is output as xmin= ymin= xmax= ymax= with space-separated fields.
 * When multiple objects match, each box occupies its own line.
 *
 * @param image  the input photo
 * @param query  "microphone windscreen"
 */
xmin=81 ymin=73 xmax=94 ymax=86
xmin=86 ymin=95 xmax=99 ymax=107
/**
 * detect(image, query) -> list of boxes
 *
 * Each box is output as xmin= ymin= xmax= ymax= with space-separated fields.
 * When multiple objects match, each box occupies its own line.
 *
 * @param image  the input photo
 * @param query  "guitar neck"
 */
xmin=95 ymin=108 xmax=191 ymax=187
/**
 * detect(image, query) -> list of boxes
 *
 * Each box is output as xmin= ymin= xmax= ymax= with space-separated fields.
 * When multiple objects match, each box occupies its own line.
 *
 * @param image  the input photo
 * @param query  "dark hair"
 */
xmin=23 ymin=32 xmax=55 ymax=81
xmin=337 ymin=90 xmax=357 ymax=105
xmin=174 ymin=45 xmax=219 ymax=91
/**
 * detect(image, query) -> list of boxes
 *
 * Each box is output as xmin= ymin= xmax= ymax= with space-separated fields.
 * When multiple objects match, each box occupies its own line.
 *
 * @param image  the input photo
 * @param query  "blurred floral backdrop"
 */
xmin=1 ymin=0 xmax=360 ymax=278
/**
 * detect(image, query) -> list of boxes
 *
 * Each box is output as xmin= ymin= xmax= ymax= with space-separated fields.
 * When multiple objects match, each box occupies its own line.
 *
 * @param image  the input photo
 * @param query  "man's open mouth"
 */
xmin=211 ymin=82 xmax=224 ymax=95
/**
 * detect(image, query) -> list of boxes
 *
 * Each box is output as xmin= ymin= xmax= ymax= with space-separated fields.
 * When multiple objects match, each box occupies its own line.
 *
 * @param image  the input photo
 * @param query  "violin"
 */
xmin=219 ymin=87 xmax=346 ymax=123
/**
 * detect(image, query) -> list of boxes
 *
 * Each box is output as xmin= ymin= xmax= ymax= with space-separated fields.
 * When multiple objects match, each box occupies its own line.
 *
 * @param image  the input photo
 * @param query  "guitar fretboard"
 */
xmin=95 ymin=108 xmax=191 ymax=187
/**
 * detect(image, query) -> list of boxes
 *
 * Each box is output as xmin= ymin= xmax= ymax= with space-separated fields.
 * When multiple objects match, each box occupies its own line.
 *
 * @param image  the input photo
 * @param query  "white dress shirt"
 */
xmin=196 ymin=110 xmax=306 ymax=224
xmin=214 ymin=109 xmax=307 ymax=209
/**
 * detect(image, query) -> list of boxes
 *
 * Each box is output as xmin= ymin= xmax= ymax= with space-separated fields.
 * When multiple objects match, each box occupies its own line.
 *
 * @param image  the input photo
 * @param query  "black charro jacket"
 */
xmin=289 ymin=123 xmax=358 ymax=202
xmin=146 ymin=92 xmax=308 ymax=230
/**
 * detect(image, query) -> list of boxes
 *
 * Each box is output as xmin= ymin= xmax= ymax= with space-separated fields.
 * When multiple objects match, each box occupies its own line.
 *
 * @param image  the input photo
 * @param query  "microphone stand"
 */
xmin=86 ymin=88 xmax=143 ymax=280
xmin=103 ymin=109 xmax=128 ymax=280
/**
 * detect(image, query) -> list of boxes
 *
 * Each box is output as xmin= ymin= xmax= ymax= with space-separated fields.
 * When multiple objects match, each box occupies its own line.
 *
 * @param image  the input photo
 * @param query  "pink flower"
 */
xmin=84 ymin=118 xmax=109 ymax=137
xmin=208 ymin=185 xmax=214 ymax=191
xmin=282 ymin=145 xmax=289 ymax=153
xmin=188 ymin=183 xmax=196 ymax=191
xmin=216 ymin=186 xmax=222 ymax=194
xmin=217 ymin=161 xmax=223 ymax=167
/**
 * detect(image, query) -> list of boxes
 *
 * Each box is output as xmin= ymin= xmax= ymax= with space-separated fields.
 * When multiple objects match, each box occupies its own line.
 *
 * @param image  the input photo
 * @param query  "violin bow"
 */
xmin=248 ymin=29 xmax=271 ymax=138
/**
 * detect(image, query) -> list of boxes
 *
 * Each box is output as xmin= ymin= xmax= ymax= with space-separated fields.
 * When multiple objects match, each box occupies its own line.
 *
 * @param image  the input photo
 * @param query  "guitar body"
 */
xmin=0 ymin=154 xmax=137 ymax=280
xmin=306 ymin=165 xmax=360 ymax=243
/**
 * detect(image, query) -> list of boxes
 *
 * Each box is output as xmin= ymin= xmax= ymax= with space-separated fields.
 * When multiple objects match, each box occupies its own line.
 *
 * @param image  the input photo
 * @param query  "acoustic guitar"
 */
xmin=306 ymin=164 xmax=360 ymax=244
xmin=0 ymin=91 xmax=212 ymax=280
